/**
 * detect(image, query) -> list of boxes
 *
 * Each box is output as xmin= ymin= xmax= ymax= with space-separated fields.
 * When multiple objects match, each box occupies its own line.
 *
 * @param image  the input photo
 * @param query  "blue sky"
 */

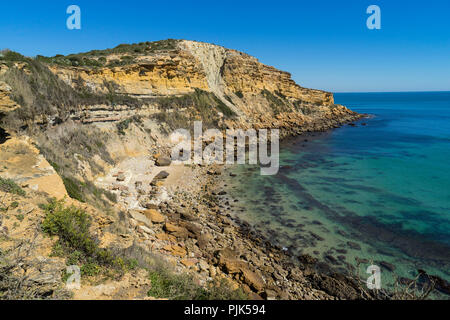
xmin=1 ymin=0 xmax=449 ymax=92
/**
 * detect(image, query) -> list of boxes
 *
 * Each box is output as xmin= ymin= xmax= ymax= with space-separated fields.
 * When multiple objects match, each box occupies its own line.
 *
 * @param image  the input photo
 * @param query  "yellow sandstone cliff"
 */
xmin=43 ymin=40 xmax=352 ymax=128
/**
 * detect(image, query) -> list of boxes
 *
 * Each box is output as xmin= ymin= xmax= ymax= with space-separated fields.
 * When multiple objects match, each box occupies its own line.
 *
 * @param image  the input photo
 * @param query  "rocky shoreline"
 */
xmin=124 ymin=114 xmax=380 ymax=300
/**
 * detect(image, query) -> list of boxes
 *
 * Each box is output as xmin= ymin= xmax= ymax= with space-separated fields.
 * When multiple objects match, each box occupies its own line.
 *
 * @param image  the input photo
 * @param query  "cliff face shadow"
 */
xmin=0 ymin=127 xmax=10 ymax=144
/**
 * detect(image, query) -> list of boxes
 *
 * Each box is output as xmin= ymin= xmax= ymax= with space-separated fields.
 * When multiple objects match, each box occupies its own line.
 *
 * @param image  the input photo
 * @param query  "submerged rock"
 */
xmin=347 ymin=241 xmax=361 ymax=250
xmin=378 ymin=261 xmax=396 ymax=272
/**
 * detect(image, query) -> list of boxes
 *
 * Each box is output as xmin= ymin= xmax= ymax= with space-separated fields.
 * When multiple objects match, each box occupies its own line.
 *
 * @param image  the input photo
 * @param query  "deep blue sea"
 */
xmin=224 ymin=92 xmax=450 ymax=293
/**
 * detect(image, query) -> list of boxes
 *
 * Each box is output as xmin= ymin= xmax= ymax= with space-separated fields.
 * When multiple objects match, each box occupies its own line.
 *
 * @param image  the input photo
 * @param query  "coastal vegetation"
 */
xmin=0 ymin=177 xmax=25 ymax=196
xmin=41 ymin=199 xmax=134 ymax=278
xmin=153 ymin=88 xmax=236 ymax=132
xmin=261 ymin=89 xmax=290 ymax=115
xmin=34 ymin=39 xmax=180 ymax=68
xmin=147 ymin=270 xmax=247 ymax=300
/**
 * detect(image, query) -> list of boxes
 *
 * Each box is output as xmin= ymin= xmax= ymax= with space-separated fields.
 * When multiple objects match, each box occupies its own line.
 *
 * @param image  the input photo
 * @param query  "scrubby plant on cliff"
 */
xmin=35 ymin=39 xmax=180 ymax=68
xmin=0 ymin=50 xmax=27 ymax=63
xmin=292 ymin=100 xmax=318 ymax=115
xmin=261 ymin=89 xmax=290 ymax=115
xmin=0 ymin=177 xmax=25 ymax=196
xmin=153 ymin=89 xmax=235 ymax=132
xmin=234 ymin=90 xmax=244 ymax=99
xmin=0 ymin=239 xmax=71 ymax=300
xmin=34 ymin=124 xmax=117 ymax=209
xmin=41 ymin=199 xmax=133 ymax=278
xmin=116 ymin=115 xmax=143 ymax=136
xmin=58 ymin=173 xmax=116 ymax=207
xmin=147 ymin=263 xmax=247 ymax=300
xmin=0 ymin=58 xmax=146 ymax=132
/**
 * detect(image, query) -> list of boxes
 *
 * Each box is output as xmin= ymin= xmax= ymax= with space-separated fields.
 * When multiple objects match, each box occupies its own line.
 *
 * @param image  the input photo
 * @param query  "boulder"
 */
xmin=196 ymin=234 xmax=210 ymax=250
xmin=154 ymin=171 xmax=169 ymax=180
xmin=241 ymin=268 xmax=265 ymax=292
xmin=308 ymin=274 xmax=360 ymax=300
xmin=144 ymin=209 xmax=165 ymax=223
xmin=180 ymin=259 xmax=198 ymax=268
xmin=198 ymin=260 xmax=209 ymax=271
xmin=181 ymin=221 xmax=202 ymax=238
xmin=325 ymin=255 xmax=339 ymax=265
xmin=128 ymin=210 xmax=152 ymax=227
xmin=164 ymin=222 xmax=189 ymax=239
xmin=261 ymin=289 xmax=277 ymax=300
xmin=163 ymin=244 xmax=187 ymax=257
xmin=139 ymin=225 xmax=154 ymax=235
xmin=143 ymin=202 xmax=159 ymax=210
xmin=355 ymin=257 xmax=369 ymax=264
xmin=155 ymin=156 xmax=172 ymax=167
xmin=297 ymin=254 xmax=318 ymax=265
xmin=164 ymin=222 xmax=182 ymax=233
xmin=220 ymin=258 xmax=248 ymax=275
xmin=155 ymin=232 xmax=171 ymax=241
xmin=111 ymin=184 xmax=128 ymax=191
xmin=179 ymin=210 xmax=197 ymax=221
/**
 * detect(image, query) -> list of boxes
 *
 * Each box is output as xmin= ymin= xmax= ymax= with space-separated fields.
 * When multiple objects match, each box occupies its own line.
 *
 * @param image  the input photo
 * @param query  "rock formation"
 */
xmin=0 ymin=40 xmax=368 ymax=301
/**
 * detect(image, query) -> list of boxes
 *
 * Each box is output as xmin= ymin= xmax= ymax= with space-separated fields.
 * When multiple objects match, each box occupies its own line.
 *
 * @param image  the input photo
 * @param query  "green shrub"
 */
xmin=10 ymin=201 xmax=19 ymax=209
xmin=62 ymin=176 xmax=85 ymax=202
xmin=147 ymin=268 xmax=247 ymax=300
xmin=116 ymin=116 xmax=142 ymax=136
xmin=34 ymin=40 xmax=179 ymax=68
xmin=0 ymin=50 xmax=27 ymax=62
xmin=261 ymin=89 xmax=289 ymax=115
xmin=62 ymin=175 xmax=117 ymax=206
xmin=213 ymin=95 xmax=235 ymax=117
xmin=0 ymin=177 xmax=25 ymax=196
xmin=41 ymin=199 xmax=129 ymax=276
xmin=81 ymin=262 xmax=102 ymax=276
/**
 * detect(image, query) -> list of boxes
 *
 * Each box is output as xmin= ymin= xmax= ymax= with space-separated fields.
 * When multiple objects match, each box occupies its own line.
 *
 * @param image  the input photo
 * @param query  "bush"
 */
xmin=0 ymin=50 xmax=27 ymax=62
xmin=62 ymin=176 xmax=84 ymax=202
xmin=41 ymin=199 xmax=131 ymax=277
xmin=0 ymin=177 xmax=25 ymax=196
xmin=34 ymin=40 xmax=180 ymax=68
xmin=60 ymin=175 xmax=117 ymax=207
xmin=118 ymin=244 xmax=246 ymax=300
xmin=261 ymin=89 xmax=289 ymax=115
xmin=19 ymin=197 xmax=126 ymax=293
xmin=147 ymin=268 xmax=247 ymax=300
xmin=10 ymin=201 xmax=19 ymax=209
xmin=116 ymin=116 xmax=142 ymax=136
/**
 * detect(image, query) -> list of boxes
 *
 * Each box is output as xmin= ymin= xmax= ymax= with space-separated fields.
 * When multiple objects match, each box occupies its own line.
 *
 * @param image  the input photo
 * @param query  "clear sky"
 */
xmin=1 ymin=0 xmax=449 ymax=92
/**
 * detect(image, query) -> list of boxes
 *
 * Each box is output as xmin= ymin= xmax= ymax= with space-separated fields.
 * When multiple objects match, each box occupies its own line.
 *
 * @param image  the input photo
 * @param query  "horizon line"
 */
xmin=333 ymin=90 xmax=450 ymax=94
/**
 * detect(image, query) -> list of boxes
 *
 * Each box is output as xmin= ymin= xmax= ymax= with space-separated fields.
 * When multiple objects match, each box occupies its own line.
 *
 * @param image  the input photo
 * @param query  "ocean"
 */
xmin=223 ymin=92 xmax=450 ymax=294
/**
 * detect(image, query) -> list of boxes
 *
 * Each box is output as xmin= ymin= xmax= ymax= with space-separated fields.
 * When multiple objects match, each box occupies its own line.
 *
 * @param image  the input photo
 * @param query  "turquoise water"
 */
xmin=223 ymin=92 xmax=450 ymax=294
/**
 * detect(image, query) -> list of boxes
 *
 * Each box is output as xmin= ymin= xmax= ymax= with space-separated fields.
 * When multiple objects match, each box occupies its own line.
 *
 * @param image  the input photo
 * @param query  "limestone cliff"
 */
xmin=0 ymin=81 xmax=19 ymax=114
xmin=0 ymin=39 xmax=360 ymax=184
xmin=38 ymin=40 xmax=356 ymax=129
